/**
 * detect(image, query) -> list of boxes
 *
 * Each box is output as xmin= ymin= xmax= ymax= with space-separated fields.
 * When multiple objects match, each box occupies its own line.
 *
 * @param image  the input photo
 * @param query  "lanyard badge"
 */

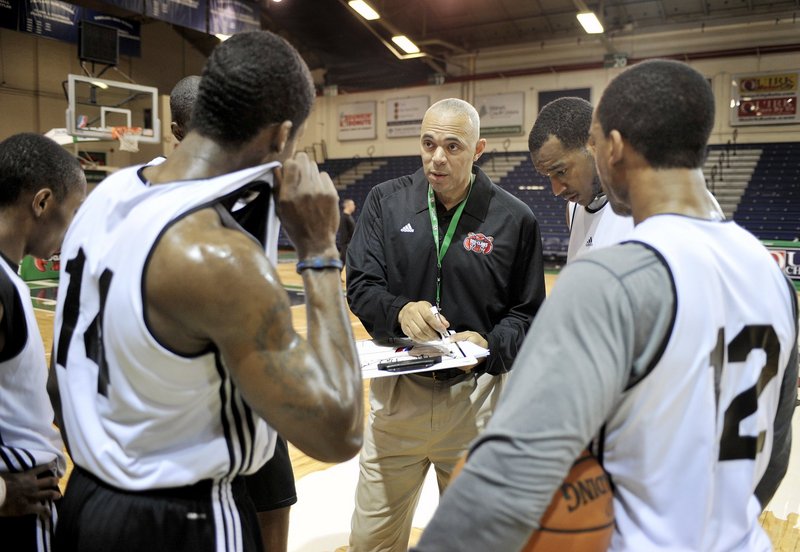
xmin=427 ymin=181 xmax=472 ymax=310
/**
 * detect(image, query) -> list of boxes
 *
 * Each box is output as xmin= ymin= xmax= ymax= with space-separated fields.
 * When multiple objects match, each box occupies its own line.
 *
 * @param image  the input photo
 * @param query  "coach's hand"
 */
xmin=275 ymin=152 xmax=340 ymax=260
xmin=450 ymin=331 xmax=489 ymax=372
xmin=398 ymin=301 xmax=449 ymax=343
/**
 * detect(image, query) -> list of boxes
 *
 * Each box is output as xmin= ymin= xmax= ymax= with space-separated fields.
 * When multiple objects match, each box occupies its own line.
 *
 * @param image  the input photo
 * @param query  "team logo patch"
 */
xmin=463 ymin=232 xmax=494 ymax=254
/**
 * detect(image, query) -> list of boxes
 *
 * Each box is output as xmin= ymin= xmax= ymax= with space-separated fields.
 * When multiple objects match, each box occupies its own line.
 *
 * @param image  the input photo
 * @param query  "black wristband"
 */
xmin=296 ymin=257 xmax=343 ymax=273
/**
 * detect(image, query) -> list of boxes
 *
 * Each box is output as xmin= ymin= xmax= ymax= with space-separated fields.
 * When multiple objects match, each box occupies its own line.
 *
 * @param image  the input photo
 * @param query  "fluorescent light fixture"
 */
xmin=577 ymin=12 xmax=604 ymax=34
xmin=348 ymin=0 xmax=380 ymax=20
xmin=391 ymin=35 xmax=420 ymax=54
xmin=91 ymin=81 xmax=109 ymax=89
xmin=215 ymin=33 xmax=231 ymax=41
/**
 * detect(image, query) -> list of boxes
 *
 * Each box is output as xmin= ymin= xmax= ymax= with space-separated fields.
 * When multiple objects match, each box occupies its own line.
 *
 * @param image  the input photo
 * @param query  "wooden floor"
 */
xmin=34 ymin=265 xmax=800 ymax=550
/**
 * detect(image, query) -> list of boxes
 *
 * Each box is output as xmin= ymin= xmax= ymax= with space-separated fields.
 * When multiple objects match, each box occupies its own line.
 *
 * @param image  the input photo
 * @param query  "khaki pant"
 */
xmin=348 ymin=371 xmax=504 ymax=552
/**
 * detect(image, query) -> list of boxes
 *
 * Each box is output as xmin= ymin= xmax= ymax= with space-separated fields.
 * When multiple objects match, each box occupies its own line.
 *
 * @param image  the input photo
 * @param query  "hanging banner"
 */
xmin=145 ymin=0 xmax=206 ymax=32
xmin=386 ymin=95 xmax=428 ymax=138
xmin=209 ymin=0 xmax=259 ymax=35
xmin=338 ymin=101 xmax=376 ymax=141
xmin=8 ymin=0 xmax=141 ymax=57
xmin=0 ymin=0 xmax=20 ymax=30
xmin=21 ymin=0 xmax=80 ymax=42
xmin=475 ymin=92 xmax=525 ymax=136
xmin=730 ymin=71 xmax=800 ymax=126
xmin=101 ymin=0 xmax=144 ymax=13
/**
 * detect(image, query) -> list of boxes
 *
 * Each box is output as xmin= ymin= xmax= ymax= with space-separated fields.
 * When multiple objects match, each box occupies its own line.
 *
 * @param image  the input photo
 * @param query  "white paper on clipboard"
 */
xmin=358 ymin=337 xmax=489 ymax=379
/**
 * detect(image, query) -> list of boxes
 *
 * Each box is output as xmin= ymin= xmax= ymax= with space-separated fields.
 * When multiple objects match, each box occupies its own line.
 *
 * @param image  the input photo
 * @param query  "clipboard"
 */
xmin=358 ymin=336 xmax=489 ymax=379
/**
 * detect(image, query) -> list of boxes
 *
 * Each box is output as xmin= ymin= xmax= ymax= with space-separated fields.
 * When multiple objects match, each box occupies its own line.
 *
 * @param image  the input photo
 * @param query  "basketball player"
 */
xmin=0 ymin=132 xmax=86 ymax=551
xmin=168 ymin=75 xmax=201 ymax=143
xmin=529 ymin=97 xmax=632 ymax=262
xmin=166 ymin=73 xmax=298 ymax=552
xmin=412 ymin=59 xmax=798 ymax=551
xmin=50 ymin=31 xmax=362 ymax=552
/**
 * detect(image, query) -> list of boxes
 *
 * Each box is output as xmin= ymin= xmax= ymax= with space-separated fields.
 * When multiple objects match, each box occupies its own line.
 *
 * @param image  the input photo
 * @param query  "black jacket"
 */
xmin=346 ymin=166 xmax=546 ymax=375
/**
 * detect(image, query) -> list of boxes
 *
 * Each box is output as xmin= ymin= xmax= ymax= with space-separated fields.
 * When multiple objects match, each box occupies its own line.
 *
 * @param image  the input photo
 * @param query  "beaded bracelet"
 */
xmin=296 ymin=256 xmax=344 ymax=273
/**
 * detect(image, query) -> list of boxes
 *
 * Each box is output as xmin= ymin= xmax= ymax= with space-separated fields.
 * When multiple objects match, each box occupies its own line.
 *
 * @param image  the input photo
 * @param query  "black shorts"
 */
xmin=0 ymin=508 xmax=54 ymax=552
xmin=0 ymin=467 xmax=58 ymax=552
xmin=243 ymin=437 xmax=297 ymax=512
xmin=54 ymin=467 xmax=262 ymax=552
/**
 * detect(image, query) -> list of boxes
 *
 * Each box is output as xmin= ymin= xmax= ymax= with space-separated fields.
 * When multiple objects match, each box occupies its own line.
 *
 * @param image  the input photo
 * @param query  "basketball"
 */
xmin=450 ymin=449 xmax=614 ymax=552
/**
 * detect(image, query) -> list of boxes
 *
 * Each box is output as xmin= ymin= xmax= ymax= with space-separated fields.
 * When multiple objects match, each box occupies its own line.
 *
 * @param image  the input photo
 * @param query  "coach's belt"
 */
xmin=416 ymin=368 xmax=469 ymax=381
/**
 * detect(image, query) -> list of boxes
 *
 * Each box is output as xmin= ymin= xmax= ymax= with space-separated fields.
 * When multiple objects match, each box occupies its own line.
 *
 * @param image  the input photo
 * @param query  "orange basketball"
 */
xmin=451 ymin=449 xmax=614 ymax=552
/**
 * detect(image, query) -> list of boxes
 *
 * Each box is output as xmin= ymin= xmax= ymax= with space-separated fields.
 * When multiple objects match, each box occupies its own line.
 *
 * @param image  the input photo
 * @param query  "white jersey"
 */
xmin=0 ymin=257 xmax=66 ymax=475
xmin=566 ymin=199 xmax=633 ymax=263
xmin=606 ymin=216 xmax=797 ymax=551
xmin=53 ymin=163 xmax=281 ymax=490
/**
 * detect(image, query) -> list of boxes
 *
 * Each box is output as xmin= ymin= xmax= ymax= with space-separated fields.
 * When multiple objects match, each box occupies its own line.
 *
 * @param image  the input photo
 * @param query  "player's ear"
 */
xmin=271 ymin=120 xmax=293 ymax=154
xmin=608 ymin=130 xmax=624 ymax=166
xmin=31 ymin=188 xmax=54 ymax=218
xmin=171 ymin=121 xmax=184 ymax=142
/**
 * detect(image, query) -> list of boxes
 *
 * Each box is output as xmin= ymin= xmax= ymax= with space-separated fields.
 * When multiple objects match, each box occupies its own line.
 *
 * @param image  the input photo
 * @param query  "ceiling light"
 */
xmin=91 ymin=81 xmax=109 ymax=89
xmin=215 ymin=33 xmax=231 ymax=41
xmin=391 ymin=35 xmax=420 ymax=54
xmin=348 ymin=0 xmax=380 ymax=20
xmin=577 ymin=12 xmax=604 ymax=34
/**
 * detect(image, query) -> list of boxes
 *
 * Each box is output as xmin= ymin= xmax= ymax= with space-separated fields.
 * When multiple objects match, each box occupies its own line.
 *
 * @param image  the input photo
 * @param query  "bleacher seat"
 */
xmin=280 ymin=142 xmax=800 ymax=252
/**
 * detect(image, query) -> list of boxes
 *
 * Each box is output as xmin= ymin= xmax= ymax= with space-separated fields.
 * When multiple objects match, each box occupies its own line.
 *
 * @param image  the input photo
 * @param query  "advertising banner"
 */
xmin=475 ymin=92 xmax=525 ymax=136
xmin=537 ymin=88 xmax=591 ymax=112
xmin=339 ymin=101 xmax=376 ymax=141
xmin=731 ymin=71 xmax=800 ymax=126
xmin=386 ymin=96 xmax=428 ymax=138
xmin=764 ymin=240 xmax=800 ymax=291
xmin=20 ymin=255 xmax=60 ymax=281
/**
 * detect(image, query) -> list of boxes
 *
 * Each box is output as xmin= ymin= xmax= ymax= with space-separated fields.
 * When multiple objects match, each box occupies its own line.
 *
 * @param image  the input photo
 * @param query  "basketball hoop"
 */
xmin=111 ymin=126 xmax=143 ymax=153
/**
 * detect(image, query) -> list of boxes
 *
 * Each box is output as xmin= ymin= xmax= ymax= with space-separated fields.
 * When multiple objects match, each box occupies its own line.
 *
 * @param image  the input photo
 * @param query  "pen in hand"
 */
xmin=429 ymin=306 xmax=450 ymax=341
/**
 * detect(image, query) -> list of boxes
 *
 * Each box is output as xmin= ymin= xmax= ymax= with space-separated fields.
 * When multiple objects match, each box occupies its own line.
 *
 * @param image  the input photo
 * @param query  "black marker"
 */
xmin=377 ymin=356 xmax=442 ymax=372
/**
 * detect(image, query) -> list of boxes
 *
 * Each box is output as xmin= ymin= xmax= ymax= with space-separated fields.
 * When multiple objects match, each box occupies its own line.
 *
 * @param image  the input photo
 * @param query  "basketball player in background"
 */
xmin=413 ymin=59 xmax=797 ymax=551
xmin=529 ymin=97 xmax=632 ymax=262
xmin=336 ymin=198 xmax=356 ymax=270
xmin=168 ymin=74 xmax=201 ymax=143
xmin=0 ymin=133 xmax=86 ymax=551
xmin=50 ymin=31 xmax=362 ymax=552
xmin=166 ymin=73 xmax=299 ymax=552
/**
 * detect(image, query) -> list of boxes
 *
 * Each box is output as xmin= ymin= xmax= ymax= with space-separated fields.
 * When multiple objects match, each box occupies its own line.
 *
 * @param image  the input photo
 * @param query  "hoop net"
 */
xmin=111 ymin=126 xmax=143 ymax=153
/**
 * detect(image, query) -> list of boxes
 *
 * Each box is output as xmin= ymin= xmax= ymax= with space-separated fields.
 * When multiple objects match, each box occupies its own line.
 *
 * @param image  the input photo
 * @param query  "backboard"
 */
xmin=65 ymin=74 xmax=160 ymax=143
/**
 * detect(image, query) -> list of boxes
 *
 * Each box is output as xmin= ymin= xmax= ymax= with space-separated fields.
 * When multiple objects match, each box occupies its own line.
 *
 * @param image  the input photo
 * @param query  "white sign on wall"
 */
xmin=475 ymin=92 xmax=525 ymax=136
xmin=730 ymin=71 xmax=799 ymax=126
xmin=338 ymin=101 xmax=377 ymax=141
xmin=386 ymin=96 xmax=429 ymax=138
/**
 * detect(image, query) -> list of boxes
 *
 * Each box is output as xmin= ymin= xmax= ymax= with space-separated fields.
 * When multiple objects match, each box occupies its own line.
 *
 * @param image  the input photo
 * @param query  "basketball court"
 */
xmin=29 ymin=259 xmax=800 ymax=551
